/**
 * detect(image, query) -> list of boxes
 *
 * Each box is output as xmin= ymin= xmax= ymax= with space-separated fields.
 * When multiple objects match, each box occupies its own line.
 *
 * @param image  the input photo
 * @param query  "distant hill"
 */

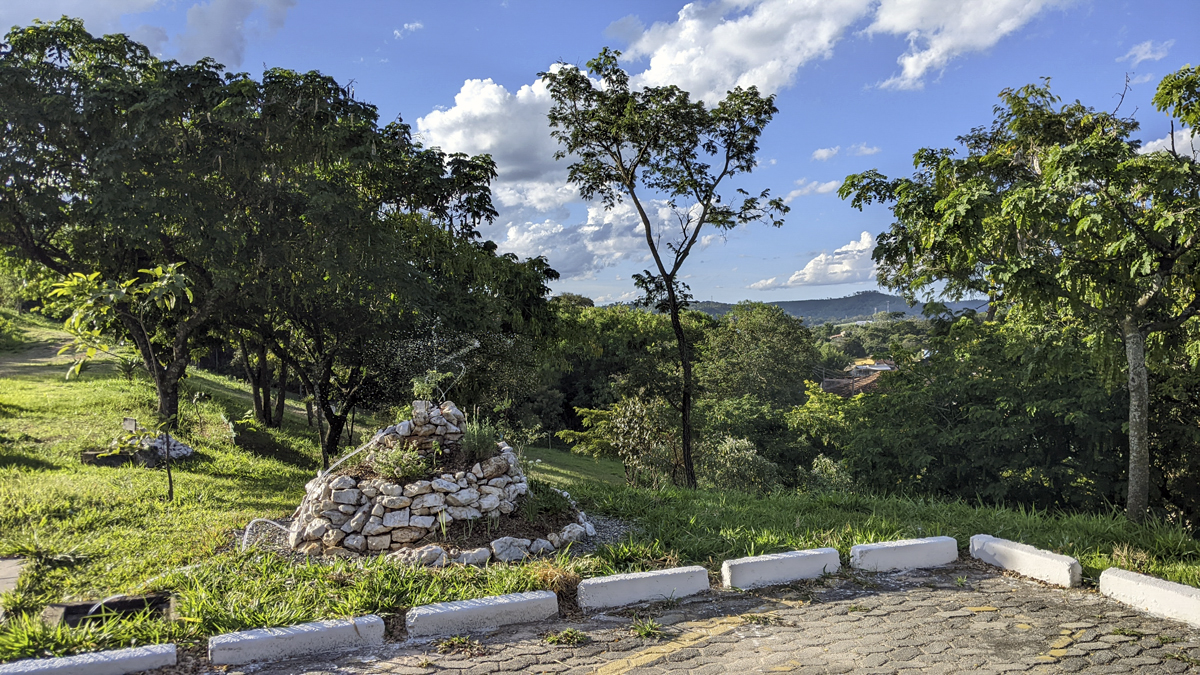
xmin=689 ymin=291 xmax=985 ymax=324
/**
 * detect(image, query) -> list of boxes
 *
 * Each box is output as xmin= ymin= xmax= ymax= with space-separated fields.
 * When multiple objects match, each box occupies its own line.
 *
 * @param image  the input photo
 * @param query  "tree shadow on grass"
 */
xmin=0 ymin=444 xmax=59 ymax=471
xmin=233 ymin=428 xmax=320 ymax=471
xmin=0 ymin=401 xmax=32 ymax=419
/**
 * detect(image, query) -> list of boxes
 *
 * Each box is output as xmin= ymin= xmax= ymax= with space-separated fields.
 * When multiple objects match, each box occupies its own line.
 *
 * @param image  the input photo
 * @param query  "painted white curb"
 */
xmin=208 ymin=615 xmax=384 ymax=666
xmin=721 ymin=548 xmax=841 ymax=589
xmin=970 ymin=534 xmax=1081 ymax=587
xmin=1099 ymin=568 xmax=1200 ymax=628
xmin=577 ymin=566 xmax=709 ymax=611
xmin=850 ymin=536 xmax=958 ymax=572
xmin=406 ymin=590 xmax=558 ymax=637
xmin=0 ymin=643 xmax=176 ymax=675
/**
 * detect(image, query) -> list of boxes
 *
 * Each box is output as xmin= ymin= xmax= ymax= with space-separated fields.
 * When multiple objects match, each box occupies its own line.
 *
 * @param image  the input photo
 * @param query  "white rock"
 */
xmin=530 ymin=539 xmax=555 ymax=555
xmin=560 ymin=523 xmax=586 ymax=543
xmin=367 ymin=535 xmax=391 ymax=551
xmin=378 ymin=495 xmax=412 ymax=509
xmin=446 ymin=506 xmax=482 ymax=520
xmin=390 ymin=545 xmax=446 ymax=567
xmin=446 ymin=488 xmax=480 ymax=506
xmin=478 ymin=494 xmax=501 ymax=512
xmin=457 ymin=547 xmax=491 ymax=566
xmin=410 ymin=515 xmax=435 ymax=529
xmin=336 ymin=504 xmax=356 ymax=515
xmin=322 ymin=511 xmax=350 ymax=526
xmin=341 ymin=507 xmax=369 ymax=533
xmin=431 ymin=478 xmax=460 ymax=493
xmin=361 ymin=486 xmax=379 ymax=499
xmin=498 ymin=500 xmax=515 ymax=515
xmin=331 ymin=489 xmax=361 ymax=505
xmin=584 ymin=522 xmax=596 ymax=537
xmin=343 ymin=534 xmax=366 ymax=551
xmin=391 ymin=527 xmax=425 ymax=544
xmin=403 ymin=481 xmax=433 ymax=497
xmin=429 ymin=414 xmax=447 ymax=426
xmin=303 ymin=519 xmax=329 ymax=541
xmin=479 ymin=485 xmax=503 ymax=496
xmin=491 ymin=537 xmax=531 ymax=562
xmin=411 ymin=492 xmax=445 ymax=510
xmin=382 ymin=509 xmax=410 ymax=528
xmin=380 ymin=483 xmax=404 ymax=496
xmin=481 ymin=456 xmax=509 ymax=479
xmin=322 ymin=530 xmax=346 ymax=548
xmin=471 ymin=463 xmax=484 ymax=479
xmin=488 ymin=476 xmax=512 ymax=489
xmin=546 ymin=532 xmax=562 ymax=548
xmin=395 ymin=421 xmax=413 ymax=436
xmin=362 ymin=518 xmax=391 ymax=537
xmin=371 ymin=504 xmax=384 ymax=517
xmin=329 ymin=475 xmax=356 ymax=490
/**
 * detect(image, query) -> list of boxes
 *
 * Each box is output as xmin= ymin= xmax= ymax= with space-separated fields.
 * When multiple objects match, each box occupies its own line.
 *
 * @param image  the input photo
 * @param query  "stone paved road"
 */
xmin=218 ymin=561 xmax=1200 ymax=675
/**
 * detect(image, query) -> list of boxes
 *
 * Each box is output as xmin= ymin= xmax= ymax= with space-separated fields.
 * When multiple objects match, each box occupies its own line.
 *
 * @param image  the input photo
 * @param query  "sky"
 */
xmin=3 ymin=0 xmax=1197 ymax=304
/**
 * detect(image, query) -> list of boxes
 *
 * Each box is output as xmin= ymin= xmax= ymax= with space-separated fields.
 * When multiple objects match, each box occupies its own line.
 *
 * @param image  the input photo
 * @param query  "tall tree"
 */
xmin=840 ymin=70 xmax=1200 ymax=521
xmin=540 ymin=48 xmax=787 ymax=487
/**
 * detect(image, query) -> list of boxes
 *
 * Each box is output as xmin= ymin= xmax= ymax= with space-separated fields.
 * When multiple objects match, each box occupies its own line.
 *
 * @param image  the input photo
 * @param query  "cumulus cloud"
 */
xmin=176 ymin=0 xmax=296 ymax=67
xmin=613 ymin=0 xmax=1069 ymax=99
xmin=749 ymin=231 xmax=876 ymax=288
xmin=417 ymin=74 xmax=572 ymax=212
xmin=1118 ymin=39 xmax=1174 ymax=68
xmin=1140 ymin=127 xmax=1199 ymax=158
xmin=850 ymin=142 xmax=881 ymax=155
xmin=394 ymin=21 xmax=423 ymax=39
xmin=784 ymin=178 xmax=842 ymax=203
xmin=812 ymin=146 xmax=840 ymax=161
xmin=867 ymin=0 xmax=1073 ymax=90
xmin=493 ymin=200 xmax=666 ymax=279
xmin=0 ymin=0 xmax=160 ymax=36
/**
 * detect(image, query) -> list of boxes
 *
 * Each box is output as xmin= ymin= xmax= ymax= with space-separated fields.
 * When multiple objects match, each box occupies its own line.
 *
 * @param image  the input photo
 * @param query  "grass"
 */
xmin=522 ymin=444 xmax=625 ymax=488
xmin=544 ymin=628 xmax=589 ymax=646
xmin=629 ymin=614 xmax=663 ymax=639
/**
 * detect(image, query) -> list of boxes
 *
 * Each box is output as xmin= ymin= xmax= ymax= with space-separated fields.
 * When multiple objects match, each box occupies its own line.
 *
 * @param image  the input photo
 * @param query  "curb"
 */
xmin=406 ymin=590 xmax=558 ymax=637
xmin=1099 ymin=568 xmax=1200 ymax=628
xmin=577 ymin=566 xmax=709 ymax=611
xmin=721 ymin=548 xmax=841 ymax=589
xmin=208 ymin=615 xmax=384 ymax=666
xmin=969 ymin=534 xmax=1081 ymax=587
xmin=0 ymin=644 xmax=176 ymax=675
xmin=850 ymin=536 xmax=958 ymax=572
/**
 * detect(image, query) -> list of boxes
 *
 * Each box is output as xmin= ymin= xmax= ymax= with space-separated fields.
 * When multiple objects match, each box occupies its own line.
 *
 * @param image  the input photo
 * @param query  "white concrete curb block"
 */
xmin=1099 ymin=568 xmax=1200 ymax=628
xmin=721 ymin=548 xmax=841 ymax=589
xmin=405 ymin=591 xmax=558 ymax=637
xmin=0 ymin=643 xmax=176 ymax=675
xmin=850 ymin=536 xmax=958 ymax=572
xmin=970 ymin=534 xmax=1081 ymax=587
xmin=577 ymin=566 xmax=709 ymax=611
xmin=208 ymin=615 xmax=384 ymax=665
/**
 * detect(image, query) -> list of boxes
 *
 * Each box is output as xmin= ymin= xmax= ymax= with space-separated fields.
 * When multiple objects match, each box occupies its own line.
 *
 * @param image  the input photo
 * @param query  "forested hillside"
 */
xmin=688 ymin=290 xmax=984 ymax=324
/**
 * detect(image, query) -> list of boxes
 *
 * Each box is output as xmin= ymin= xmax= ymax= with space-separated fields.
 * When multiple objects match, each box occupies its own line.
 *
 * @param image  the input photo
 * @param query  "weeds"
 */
xmin=1158 ymin=635 xmax=1181 ymax=644
xmin=847 ymin=604 xmax=867 ymax=612
xmin=1165 ymin=651 xmax=1200 ymax=666
xmin=630 ymin=615 xmax=663 ymax=640
xmin=435 ymin=635 xmax=487 ymax=656
xmin=544 ymin=628 xmax=589 ymax=646
xmin=741 ymin=613 xmax=788 ymax=626
xmin=1111 ymin=628 xmax=1145 ymax=637
xmin=955 ymin=576 xmax=967 ymax=587
xmin=375 ymin=447 xmax=429 ymax=483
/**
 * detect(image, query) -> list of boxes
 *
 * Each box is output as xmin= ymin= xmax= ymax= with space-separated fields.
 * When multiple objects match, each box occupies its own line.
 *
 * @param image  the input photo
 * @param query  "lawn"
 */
xmin=1 ymin=323 xmax=1198 ymax=662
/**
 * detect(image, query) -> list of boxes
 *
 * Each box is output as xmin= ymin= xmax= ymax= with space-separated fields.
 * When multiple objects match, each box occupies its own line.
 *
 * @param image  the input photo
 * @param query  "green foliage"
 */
xmin=695 ymin=436 xmax=783 ymax=494
xmin=697 ymin=302 xmax=816 ymax=408
xmin=519 ymin=478 xmax=573 ymax=524
xmin=411 ymin=370 xmax=454 ymax=402
xmin=0 ymin=312 xmax=21 ymax=352
xmin=797 ymin=454 xmax=857 ymax=494
xmin=373 ymin=447 xmax=429 ymax=483
xmin=544 ymin=628 xmax=589 ymax=646
xmin=460 ymin=419 xmax=498 ymax=465
xmin=630 ymin=615 xmax=664 ymax=639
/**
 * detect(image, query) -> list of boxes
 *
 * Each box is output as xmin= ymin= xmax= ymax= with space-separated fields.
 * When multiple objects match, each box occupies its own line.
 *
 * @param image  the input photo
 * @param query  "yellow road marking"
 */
xmin=593 ymin=605 xmax=772 ymax=675
xmin=966 ymin=606 xmax=999 ymax=612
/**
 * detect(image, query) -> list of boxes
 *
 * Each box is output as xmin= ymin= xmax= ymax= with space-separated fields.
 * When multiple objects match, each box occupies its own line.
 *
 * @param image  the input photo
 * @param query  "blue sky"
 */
xmin=4 ymin=0 xmax=1196 ymax=304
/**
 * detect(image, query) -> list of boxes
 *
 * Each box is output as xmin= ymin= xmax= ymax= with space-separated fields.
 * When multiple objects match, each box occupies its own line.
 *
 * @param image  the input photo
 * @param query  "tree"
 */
xmin=541 ymin=49 xmax=787 ymax=487
xmin=840 ymin=70 xmax=1200 ymax=521
xmin=697 ymin=302 xmax=816 ymax=408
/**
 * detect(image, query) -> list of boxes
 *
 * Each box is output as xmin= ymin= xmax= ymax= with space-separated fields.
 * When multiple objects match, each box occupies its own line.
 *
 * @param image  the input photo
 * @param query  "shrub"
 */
xmin=374 ymin=446 xmax=429 ymax=482
xmin=461 ymin=419 xmax=498 ymax=464
xmin=520 ymin=478 xmax=572 ymax=523
xmin=0 ymin=312 xmax=21 ymax=351
xmin=696 ymin=436 xmax=783 ymax=493
xmin=798 ymin=453 xmax=856 ymax=494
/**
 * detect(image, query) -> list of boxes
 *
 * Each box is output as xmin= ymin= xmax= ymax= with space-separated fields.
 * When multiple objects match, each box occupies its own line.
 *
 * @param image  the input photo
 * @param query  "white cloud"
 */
xmin=1140 ymin=128 xmax=1199 ymax=158
xmin=784 ymin=178 xmax=842 ymax=202
xmin=850 ymin=142 xmax=881 ymax=155
xmin=0 ymin=0 xmax=160 ymax=37
xmin=749 ymin=231 xmax=876 ymax=288
xmin=1118 ymin=39 xmax=1174 ymax=68
xmin=394 ymin=21 xmax=423 ymax=39
xmin=868 ymin=0 xmax=1073 ymax=90
xmin=176 ymin=0 xmax=296 ymax=67
xmin=595 ymin=290 xmax=640 ymax=304
xmin=417 ymin=75 xmax=571 ymax=212
xmin=614 ymin=0 xmax=1069 ymax=100
xmin=812 ymin=146 xmax=841 ymax=161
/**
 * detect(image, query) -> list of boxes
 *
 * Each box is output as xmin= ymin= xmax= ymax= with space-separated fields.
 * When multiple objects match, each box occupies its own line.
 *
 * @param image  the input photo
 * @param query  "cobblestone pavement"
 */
xmin=225 ymin=560 xmax=1200 ymax=675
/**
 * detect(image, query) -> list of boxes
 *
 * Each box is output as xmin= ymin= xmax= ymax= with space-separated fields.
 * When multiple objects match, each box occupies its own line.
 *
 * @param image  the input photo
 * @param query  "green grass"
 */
xmin=522 ymin=444 xmax=625 ymax=488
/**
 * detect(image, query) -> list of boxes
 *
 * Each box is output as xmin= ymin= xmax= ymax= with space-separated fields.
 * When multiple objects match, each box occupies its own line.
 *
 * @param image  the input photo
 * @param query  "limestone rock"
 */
xmin=371 ymin=504 xmax=384 ymax=517
xmin=329 ymin=475 xmax=356 ymax=490
xmin=378 ymin=495 xmax=412 ymax=509
xmin=530 ymin=538 xmax=555 ymax=555
xmin=404 ymin=480 xmax=433 ymax=497
xmin=367 ymin=534 xmax=392 ymax=551
xmin=446 ymin=505 xmax=482 ymax=520
xmin=585 ymin=522 xmax=596 ymax=537
xmin=362 ymin=517 xmax=391 ymax=537
xmin=488 ymin=476 xmax=512 ymax=489
xmin=457 ymin=547 xmax=491 ymax=566
xmin=491 ymin=537 xmax=531 ymax=562
xmin=411 ymin=492 xmax=445 ymax=510
xmin=395 ymin=421 xmax=413 ymax=436
xmin=479 ymin=485 xmax=503 ymax=496
xmin=431 ymin=478 xmax=460 ymax=493
xmin=379 ymin=482 xmax=404 ymax=496
xmin=336 ymin=504 xmax=357 ymax=515
xmin=343 ymin=534 xmax=366 ymax=551
xmin=342 ymin=507 xmax=369 ymax=533
xmin=321 ymin=510 xmax=350 ymax=526
xmin=382 ymin=509 xmax=410 ymax=528
xmin=389 ymin=545 xmax=446 ymax=567
xmin=471 ymin=463 xmax=484 ymax=479
xmin=446 ymin=488 xmax=479 ymax=506
xmin=323 ymin=547 xmax=356 ymax=559
xmin=546 ymin=532 xmax=562 ymax=548
xmin=361 ymin=486 xmax=379 ymax=499
xmin=303 ymin=518 xmax=329 ymax=541
xmin=498 ymin=499 xmax=515 ymax=515
xmin=560 ymin=523 xmax=586 ymax=543
xmin=480 ymin=456 xmax=509 ymax=479
xmin=298 ymin=541 xmax=323 ymax=556
xmin=332 ymin=489 xmax=361 ymax=505
xmin=322 ymin=529 xmax=346 ymax=548
xmin=409 ymin=515 xmax=435 ymax=529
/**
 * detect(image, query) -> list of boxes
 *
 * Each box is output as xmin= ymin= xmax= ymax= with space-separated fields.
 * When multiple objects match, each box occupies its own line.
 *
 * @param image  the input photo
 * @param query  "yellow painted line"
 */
xmin=965 ymin=606 xmax=998 ymax=612
xmin=593 ymin=605 xmax=772 ymax=675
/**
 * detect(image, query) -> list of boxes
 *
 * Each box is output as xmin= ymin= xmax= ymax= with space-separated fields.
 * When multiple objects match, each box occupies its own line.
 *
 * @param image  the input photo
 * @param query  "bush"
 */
xmin=460 ymin=419 xmax=498 ymax=464
xmin=374 ymin=446 xmax=429 ymax=482
xmin=0 ymin=313 xmax=20 ymax=351
xmin=696 ymin=436 xmax=783 ymax=493
xmin=798 ymin=453 xmax=856 ymax=494
xmin=519 ymin=478 xmax=573 ymax=523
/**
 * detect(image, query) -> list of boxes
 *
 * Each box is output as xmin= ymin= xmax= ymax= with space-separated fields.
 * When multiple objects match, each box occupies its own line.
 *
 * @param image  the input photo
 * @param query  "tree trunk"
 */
xmin=313 ymin=381 xmax=329 ymax=470
xmin=664 ymin=285 xmax=697 ymax=489
xmin=154 ymin=374 xmax=180 ymax=424
xmin=1122 ymin=317 xmax=1150 ymax=523
xmin=238 ymin=334 xmax=268 ymax=424
xmin=271 ymin=361 xmax=288 ymax=428
xmin=303 ymin=384 xmax=314 ymax=427
xmin=322 ymin=409 xmax=347 ymax=463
